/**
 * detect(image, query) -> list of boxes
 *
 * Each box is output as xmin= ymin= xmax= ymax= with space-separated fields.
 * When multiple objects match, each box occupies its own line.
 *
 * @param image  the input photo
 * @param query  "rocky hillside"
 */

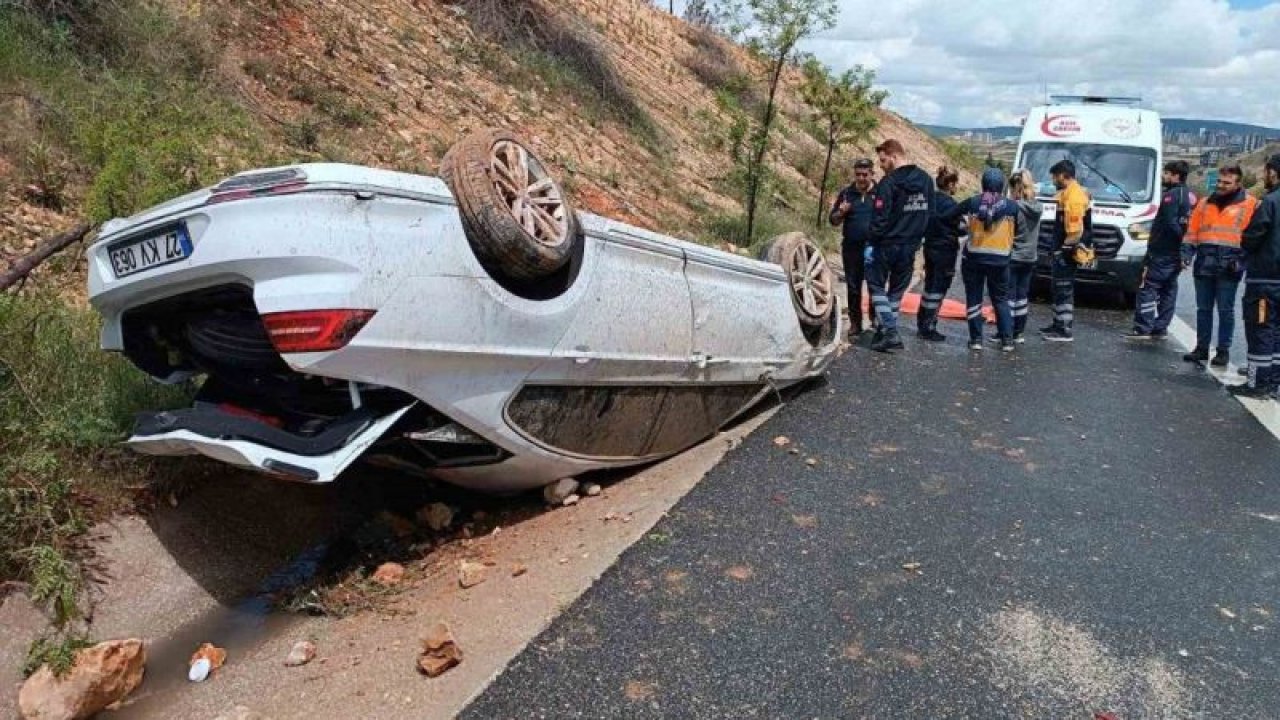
xmin=1 ymin=0 xmax=968 ymax=270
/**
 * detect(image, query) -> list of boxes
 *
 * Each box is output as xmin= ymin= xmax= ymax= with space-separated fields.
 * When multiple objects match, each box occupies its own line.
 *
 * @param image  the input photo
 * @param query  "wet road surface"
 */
xmin=463 ymin=302 xmax=1280 ymax=719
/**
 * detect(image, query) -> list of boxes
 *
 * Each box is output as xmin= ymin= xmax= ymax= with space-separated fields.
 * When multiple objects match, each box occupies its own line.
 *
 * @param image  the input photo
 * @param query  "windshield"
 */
xmin=1018 ymin=142 xmax=1157 ymax=204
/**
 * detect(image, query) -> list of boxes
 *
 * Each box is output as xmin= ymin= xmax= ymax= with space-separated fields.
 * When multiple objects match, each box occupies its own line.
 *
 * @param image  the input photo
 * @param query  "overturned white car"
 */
xmin=87 ymin=130 xmax=841 ymax=493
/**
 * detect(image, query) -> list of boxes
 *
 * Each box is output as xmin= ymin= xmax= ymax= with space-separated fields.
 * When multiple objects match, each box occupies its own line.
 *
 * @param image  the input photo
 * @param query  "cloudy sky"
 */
xmin=660 ymin=0 xmax=1280 ymax=128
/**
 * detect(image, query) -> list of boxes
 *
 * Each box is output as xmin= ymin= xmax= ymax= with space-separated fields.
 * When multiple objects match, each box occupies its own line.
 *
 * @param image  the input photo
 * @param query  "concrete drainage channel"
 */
xmin=10 ymin=400 xmax=785 ymax=720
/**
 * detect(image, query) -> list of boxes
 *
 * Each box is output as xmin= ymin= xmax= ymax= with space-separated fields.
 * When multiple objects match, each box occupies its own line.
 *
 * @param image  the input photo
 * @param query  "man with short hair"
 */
xmin=1231 ymin=154 xmax=1280 ymax=397
xmin=866 ymin=139 xmax=934 ymax=352
xmin=1181 ymin=165 xmax=1260 ymax=367
xmin=1041 ymin=159 xmax=1091 ymax=342
xmin=829 ymin=158 xmax=877 ymax=336
xmin=1125 ymin=160 xmax=1195 ymax=340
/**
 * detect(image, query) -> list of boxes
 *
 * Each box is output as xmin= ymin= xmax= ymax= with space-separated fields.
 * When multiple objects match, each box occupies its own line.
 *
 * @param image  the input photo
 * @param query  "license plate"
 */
xmin=108 ymin=225 xmax=192 ymax=278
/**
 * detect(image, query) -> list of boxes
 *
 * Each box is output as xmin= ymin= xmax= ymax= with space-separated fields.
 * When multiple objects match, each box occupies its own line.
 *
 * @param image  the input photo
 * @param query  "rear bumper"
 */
xmin=127 ymin=404 xmax=414 ymax=483
xmin=1035 ymin=255 xmax=1144 ymax=294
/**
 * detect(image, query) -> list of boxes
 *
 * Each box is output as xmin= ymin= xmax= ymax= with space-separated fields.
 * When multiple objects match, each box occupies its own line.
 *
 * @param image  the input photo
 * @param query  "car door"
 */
xmin=682 ymin=243 xmax=799 ymax=385
xmin=508 ymin=220 xmax=703 ymax=460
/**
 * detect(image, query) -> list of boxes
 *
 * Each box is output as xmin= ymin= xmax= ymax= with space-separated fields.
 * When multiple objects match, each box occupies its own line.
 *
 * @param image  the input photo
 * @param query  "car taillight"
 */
xmin=261 ymin=309 xmax=376 ymax=353
xmin=208 ymin=168 xmax=308 ymax=205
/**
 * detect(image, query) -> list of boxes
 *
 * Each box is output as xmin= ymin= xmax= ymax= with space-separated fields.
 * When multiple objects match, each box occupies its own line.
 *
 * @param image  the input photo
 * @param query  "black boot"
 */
xmin=1182 ymin=347 xmax=1209 ymax=364
xmin=871 ymin=330 xmax=904 ymax=353
xmin=1211 ymin=349 xmax=1230 ymax=368
xmin=1229 ymin=383 xmax=1278 ymax=398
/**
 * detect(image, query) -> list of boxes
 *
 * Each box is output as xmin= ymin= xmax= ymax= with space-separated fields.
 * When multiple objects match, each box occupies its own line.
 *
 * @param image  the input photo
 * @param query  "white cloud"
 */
xmin=665 ymin=0 xmax=1280 ymax=128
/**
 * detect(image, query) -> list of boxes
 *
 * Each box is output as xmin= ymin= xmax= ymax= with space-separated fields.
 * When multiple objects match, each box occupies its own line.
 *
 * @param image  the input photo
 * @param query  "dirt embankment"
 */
xmin=1 ymin=0 xmax=967 ymax=276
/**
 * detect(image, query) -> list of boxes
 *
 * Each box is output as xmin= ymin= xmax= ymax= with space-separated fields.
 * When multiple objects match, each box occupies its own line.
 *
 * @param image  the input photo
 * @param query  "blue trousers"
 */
xmin=1132 ymin=254 xmax=1181 ymax=334
xmin=866 ymin=244 xmax=916 ymax=334
xmin=1007 ymin=261 xmax=1035 ymax=336
xmin=1242 ymin=283 xmax=1280 ymax=387
xmin=918 ymin=247 xmax=957 ymax=333
xmin=1193 ymin=273 xmax=1241 ymax=351
xmin=962 ymin=259 xmax=1013 ymax=342
xmin=1050 ymin=252 xmax=1076 ymax=331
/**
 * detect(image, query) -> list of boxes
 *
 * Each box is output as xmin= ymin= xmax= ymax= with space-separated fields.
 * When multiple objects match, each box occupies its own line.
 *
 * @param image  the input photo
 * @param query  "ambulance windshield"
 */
xmin=1020 ymin=142 xmax=1157 ymax=204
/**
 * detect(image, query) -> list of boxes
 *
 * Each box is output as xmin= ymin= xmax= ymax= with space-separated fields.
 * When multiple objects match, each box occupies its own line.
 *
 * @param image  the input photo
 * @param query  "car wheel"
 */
xmin=440 ymin=128 xmax=581 ymax=282
xmin=758 ymin=232 xmax=835 ymax=329
xmin=185 ymin=310 xmax=286 ymax=371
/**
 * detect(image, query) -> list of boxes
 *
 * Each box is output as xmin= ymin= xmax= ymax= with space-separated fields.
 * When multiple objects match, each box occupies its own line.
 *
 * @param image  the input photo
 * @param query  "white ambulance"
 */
xmin=1014 ymin=96 xmax=1164 ymax=303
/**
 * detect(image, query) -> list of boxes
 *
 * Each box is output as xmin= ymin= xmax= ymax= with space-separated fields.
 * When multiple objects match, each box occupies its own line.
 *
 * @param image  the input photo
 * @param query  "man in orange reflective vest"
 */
xmin=1181 ymin=165 xmax=1260 ymax=367
xmin=1040 ymin=160 xmax=1092 ymax=342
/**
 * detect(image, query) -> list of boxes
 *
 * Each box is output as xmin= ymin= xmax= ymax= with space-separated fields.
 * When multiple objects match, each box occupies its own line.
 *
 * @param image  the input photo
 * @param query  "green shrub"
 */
xmin=24 ymin=633 xmax=92 ymax=678
xmin=316 ymin=92 xmax=375 ymax=129
xmin=0 ymin=3 xmax=263 ymax=223
xmin=0 ymin=292 xmax=193 ymax=614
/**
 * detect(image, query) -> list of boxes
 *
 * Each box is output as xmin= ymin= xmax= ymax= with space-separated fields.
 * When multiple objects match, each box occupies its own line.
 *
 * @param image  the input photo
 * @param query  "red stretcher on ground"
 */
xmin=860 ymin=292 xmax=997 ymax=323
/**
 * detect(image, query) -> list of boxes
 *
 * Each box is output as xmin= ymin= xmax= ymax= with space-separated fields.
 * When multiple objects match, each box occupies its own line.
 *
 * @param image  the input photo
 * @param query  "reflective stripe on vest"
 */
xmin=1195 ymin=196 xmax=1259 ymax=248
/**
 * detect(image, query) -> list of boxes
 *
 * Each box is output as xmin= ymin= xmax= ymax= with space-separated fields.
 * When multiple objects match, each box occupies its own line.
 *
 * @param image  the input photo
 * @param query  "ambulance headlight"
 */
xmin=1128 ymin=221 xmax=1152 ymax=242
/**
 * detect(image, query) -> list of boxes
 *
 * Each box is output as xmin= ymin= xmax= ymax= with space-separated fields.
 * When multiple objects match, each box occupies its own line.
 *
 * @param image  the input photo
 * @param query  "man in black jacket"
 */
xmin=1232 ymin=154 xmax=1280 ymax=398
xmin=829 ymin=158 xmax=877 ymax=336
xmin=866 ymin=139 xmax=935 ymax=352
xmin=1125 ymin=160 xmax=1195 ymax=340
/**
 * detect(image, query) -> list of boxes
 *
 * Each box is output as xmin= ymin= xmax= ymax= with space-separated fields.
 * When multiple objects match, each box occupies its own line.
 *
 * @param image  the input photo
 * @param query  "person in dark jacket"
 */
xmin=917 ymin=166 xmax=962 ymax=341
xmin=866 ymin=138 xmax=935 ymax=353
xmin=1124 ymin=161 xmax=1195 ymax=341
xmin=1181 ymin=165 xmax=1260 ymax=366
xmin=829 ymin=158 xmax=877 ymax=336
xmin=944 ymin=168 xmax=1017 ymax=350
xmin=1231 ymin=154 xmax=1280 ymax=398
xmin=1007 ymin=168 xmax=1042 ymax=342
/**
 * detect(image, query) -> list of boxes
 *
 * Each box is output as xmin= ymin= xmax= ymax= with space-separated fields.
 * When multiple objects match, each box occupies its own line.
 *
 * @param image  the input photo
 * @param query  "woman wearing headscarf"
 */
xmin=944 ymin=167 xmax=1018 ymax=350
xmin=1007 ymin=169 xmax=1043 ymax=342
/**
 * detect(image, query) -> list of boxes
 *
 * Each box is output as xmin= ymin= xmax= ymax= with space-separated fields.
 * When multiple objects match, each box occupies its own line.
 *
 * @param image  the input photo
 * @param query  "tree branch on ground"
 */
xmin=0 ymin=223 xmax=93 ymax=293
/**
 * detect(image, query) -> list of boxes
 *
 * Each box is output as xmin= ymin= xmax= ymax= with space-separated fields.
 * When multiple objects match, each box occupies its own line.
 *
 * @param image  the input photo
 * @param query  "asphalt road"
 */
xmin=463 ymin=303 xmax=1279 ymax=719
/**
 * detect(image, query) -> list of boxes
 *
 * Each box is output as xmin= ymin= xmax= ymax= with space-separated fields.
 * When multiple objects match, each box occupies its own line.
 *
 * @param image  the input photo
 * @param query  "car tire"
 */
xmin=440 ymin=128 xmax=581 ymax=282
xmin=758 ymin=232 xmax=835 ymax=329
xmin=185 ymin=310 xmax=285 ymax=371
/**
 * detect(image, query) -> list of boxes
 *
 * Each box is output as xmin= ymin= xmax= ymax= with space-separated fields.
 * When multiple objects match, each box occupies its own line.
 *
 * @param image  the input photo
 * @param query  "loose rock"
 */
xmin=543 ymin=478 xmax=580 ymax=505
xmin=582 ymin=483 xmax=602 ymax=497
xmin=19 ymin=638 xmax=146 ymax=720
xmin=284 ymin=641 xmax=316 ymax=667
xmin=371 ymin=562 xmax=406 ymax=586
xmin=417 ymin=623 xmax=463 ymax=677
xmin=511 ymin=564 xmax=528 ymax=578
xmin=562 ymin=494 xmax=581 ymax=507
xmin=458 ymin=560 xmax=488 ymax=588
xmin=417 ymin=503 xmax=454 ymax=532
xmin=772 ymin=435 xmax=792 ymax=447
